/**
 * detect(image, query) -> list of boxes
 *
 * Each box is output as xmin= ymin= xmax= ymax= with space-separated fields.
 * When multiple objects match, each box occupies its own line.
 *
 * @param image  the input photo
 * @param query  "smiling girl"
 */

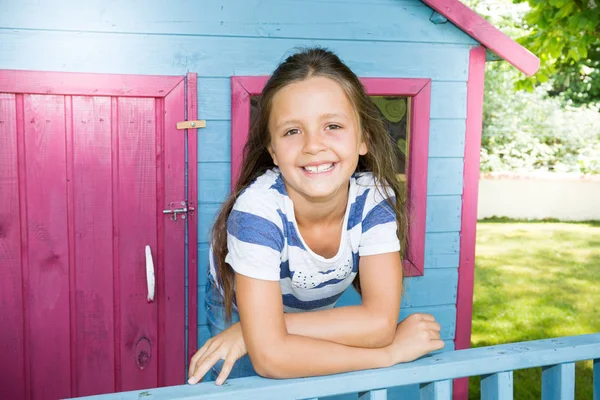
xmin=188 ymin=47 xmax=443 ymax=385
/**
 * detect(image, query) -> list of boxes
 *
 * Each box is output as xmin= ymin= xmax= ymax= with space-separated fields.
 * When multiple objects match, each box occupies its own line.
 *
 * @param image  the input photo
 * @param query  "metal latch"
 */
xmin=163 ymin=201 xmax=195 ymax=221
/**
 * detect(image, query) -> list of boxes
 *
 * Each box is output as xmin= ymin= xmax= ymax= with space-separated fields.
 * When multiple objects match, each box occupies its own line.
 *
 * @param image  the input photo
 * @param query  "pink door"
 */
xmin=0 ymin=71 xmax=199 ymax=399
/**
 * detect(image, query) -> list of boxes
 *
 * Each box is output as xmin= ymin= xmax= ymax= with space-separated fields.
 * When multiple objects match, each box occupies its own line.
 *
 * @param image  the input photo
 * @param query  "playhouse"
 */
xmin=0 ymin=1 xmax=539 ymax=399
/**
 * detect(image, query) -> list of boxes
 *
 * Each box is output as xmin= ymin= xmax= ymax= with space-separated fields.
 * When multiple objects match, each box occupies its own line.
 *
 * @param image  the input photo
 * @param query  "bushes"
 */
xmin=481 ymin=63 xmax=600 ymax=174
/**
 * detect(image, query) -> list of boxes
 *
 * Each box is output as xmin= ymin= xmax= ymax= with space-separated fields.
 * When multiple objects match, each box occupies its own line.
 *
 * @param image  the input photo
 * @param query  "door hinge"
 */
xmin=163 ymin=201 xmax=195 ymax=221
xmin=176 ymin=120 xmax=206 ymax=130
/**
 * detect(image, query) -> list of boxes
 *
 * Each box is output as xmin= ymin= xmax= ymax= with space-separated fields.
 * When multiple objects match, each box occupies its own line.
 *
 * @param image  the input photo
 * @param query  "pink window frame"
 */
xmin=230 ymin=76 xmax=431 ymax=277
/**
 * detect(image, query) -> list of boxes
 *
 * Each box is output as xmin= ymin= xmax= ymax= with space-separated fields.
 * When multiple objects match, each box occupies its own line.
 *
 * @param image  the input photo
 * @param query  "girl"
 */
xmin=188 ymin=47 xmax=443 ymax=386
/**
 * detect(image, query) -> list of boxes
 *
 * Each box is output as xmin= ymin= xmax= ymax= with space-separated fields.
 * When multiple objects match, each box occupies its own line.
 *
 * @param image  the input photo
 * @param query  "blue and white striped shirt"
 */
xmin=209 ymin=168 xmax=400 ymax=313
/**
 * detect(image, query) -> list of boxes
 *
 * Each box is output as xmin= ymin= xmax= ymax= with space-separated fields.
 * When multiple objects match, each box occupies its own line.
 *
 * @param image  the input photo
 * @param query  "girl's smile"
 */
xmin=267 ymin=76 xmax=368 ymax=206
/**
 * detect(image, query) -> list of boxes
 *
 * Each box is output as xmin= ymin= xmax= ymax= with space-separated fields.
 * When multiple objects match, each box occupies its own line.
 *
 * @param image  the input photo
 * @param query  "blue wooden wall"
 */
xmin=0 ymin=0 xmax=478 ymax=395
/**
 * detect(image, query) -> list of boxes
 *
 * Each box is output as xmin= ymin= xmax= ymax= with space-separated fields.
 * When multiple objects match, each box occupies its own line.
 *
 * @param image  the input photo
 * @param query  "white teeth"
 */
xmin=304 ymin=163 xmax=334 ymax=173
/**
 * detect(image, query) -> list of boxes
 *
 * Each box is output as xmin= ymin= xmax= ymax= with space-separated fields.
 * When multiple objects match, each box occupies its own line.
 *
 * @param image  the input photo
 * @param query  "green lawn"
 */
xmin=468 ymin=220 xmax=600 ymax=400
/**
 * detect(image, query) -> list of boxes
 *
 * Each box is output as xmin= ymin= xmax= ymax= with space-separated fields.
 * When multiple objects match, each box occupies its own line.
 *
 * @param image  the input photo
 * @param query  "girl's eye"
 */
xmin=326 ymin=124 xmax=342 ymax=130
xmin=284 ymin=128 xmax=300 ymax=136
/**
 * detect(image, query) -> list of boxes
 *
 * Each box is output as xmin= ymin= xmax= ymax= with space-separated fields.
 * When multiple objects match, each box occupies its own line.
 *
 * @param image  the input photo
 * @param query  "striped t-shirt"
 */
xmin=209 ymin=168 xmax=400 ymax=313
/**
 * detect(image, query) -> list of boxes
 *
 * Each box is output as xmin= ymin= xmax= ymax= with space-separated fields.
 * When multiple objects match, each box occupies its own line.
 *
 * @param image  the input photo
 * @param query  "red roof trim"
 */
xmin=421 ymin=0 xmax=540 ymax=76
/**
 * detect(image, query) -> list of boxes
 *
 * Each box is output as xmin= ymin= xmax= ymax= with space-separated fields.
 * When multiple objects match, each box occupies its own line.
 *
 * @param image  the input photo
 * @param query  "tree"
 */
xmin=514 ymin=0 xmax=600 ymax=105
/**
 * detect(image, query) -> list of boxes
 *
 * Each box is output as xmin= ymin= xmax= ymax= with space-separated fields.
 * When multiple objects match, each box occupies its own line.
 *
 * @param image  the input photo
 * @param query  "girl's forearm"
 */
xmin=283 ymin=305 xmax=396 ymax=348
xmin=250 ymin=332 xmax=393 ymax=379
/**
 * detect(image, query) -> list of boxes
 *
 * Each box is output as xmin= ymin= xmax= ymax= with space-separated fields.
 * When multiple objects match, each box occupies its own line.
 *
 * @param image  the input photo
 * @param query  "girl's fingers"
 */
xmin=419 ymin=314 xmax=435 ymax=322
xmin=429 ymin=329 xmax=441 ymax=340
xmin=425 ymin=321 xmax=441 ymax=332
xmin=189 ymin=340 xmax=219 ymax=377
xmin=189 ymin=352 xmax=223 ymax=385
xmin=431 ymin=339 xmax=445 ymax=350
xmin=215 ymin=354 xmax=237 ymax=385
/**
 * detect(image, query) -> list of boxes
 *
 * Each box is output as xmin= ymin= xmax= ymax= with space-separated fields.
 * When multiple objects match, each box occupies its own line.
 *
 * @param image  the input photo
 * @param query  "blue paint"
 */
xmin=542 ymin=363 xmax=575 ymax=400
xmin=0 ymin=0 xmax=477 ymax=45
xmin=425 ymin=232 xmax=460 ymax=269
xmin=197 ymin=203 xmax=221 ymax=243
xmin=425 ymin=196 xmax=462 ymax=233
xmin=198 ymin=121 xmax=231 ymax=162
xmin=420 ymin=379 xmax=452 ymax=399
xmin=428 ymin=119 xmax=467 ymax=158
xmin=427 ymin=158 xmax=464 ymax=196
xmin=358 ymin=388 xmax=387 ymax=399
xmin=430 ymin=82 xmax=468 ymax=119
xmin=0 ymin=31 xmax=471 ymax=81
xmin=197 ymin=79 xmax=231 ymax=121
xmin=79 ymin=334 xmax=600 ymax=400
xmin=481 ymin=371 xmax=513 ymax=400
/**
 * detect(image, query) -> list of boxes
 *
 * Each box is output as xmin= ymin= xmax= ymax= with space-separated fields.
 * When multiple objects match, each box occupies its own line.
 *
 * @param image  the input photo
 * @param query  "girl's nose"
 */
xmin=302 ymin=130 xmax=327 ymax=154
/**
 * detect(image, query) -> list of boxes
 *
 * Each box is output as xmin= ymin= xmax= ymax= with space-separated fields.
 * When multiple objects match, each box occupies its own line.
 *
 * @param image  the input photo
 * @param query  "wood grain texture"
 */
xmin=428 ymin=120 xmax=466 ymax=158
xmin=161 ymin=80 xmax=187 ymax=386
xmin=72 ymin=334 xmax=600 ymax=400
xmin=24 ymin=94 xmax=72 ymax=400
xmin=116 ymin=97 xmax=159 ymax=391
xmin=0 ymin=0 xmax=476 ymax=45
xmin=0 ymin=30 xmax=471 ymax=82
xmin=71 ymin=95 xmax=116 ymax=396
xmin=0 ymin=93 xmax=26 ymax=400
xmin=0 ymin=69 xmax=183 ymax=97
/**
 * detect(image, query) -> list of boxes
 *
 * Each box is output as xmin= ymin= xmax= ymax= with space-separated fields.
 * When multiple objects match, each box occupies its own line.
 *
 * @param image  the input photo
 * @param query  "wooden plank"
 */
xmin=196 ymin=82 xmax=469 ymax=122
xmin=421 ymin=0 xmax=540 ymax=75
xmin=428 ymin=119 xmax=466 ymax=158
xmin=481 ymin=372 xmax=513 ymax=400
xmin=71 ymin=95 xmax=116 ymax=397
xmin=542 ymin=363 xmax=575 ymax=400
xmin=0 ymin=0 xmax=477 ymax=45
xmin=453 ymin=46 xmax=486 ymax=399
xmin=197 ymin=243 xmax=210 ymax=287
xmin=430 ymin=82 xmax=467 ymax=119
xmin=0 ymin=30 xmax=471 ymax=82
xmin=420 ymin=380 xmax=452 ymax=399
xmin=424 ymin=232 xmax=460 ymax=269
xmin=71 ymin=334 xmax=600 ymax=400
xmin=24 ymin=94 xmax=72 ymax=399
xmin=0 ymin=93 xmax=26 ymax=400
xmin=425 ymin=196 xmax=462 ymax=233
xmin=358 ymin=389 xmax=387 ymax=399
xmin=198 ymin=121 xmax=231 ymax=162
xmin=337 ymin=269 xmax=458 ymax=309
xmin=197 ymin=203 xmax=222 ymax=243
xmin=594 ymin=358 xmax=599 ymax=400
xmin=162 ymin=80 xmax=187 ymax=386
xmin=0 ymin=69 xmax=183 ymax=98
xmin=427 ymin=158 xmax=464 ymax=196
xmin=187 ymin=72 xmax=200 ymax=366
xmin=117 ymin=97 xmax=158 ymax=391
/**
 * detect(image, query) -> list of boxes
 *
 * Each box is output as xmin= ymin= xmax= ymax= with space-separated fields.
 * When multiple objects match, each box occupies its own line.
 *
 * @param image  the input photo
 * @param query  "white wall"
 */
xmin=478 ymin=173 xmax=600 ymax=221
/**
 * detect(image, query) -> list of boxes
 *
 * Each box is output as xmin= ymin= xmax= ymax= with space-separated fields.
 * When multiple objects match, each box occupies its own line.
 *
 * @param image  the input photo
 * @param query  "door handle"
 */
xmin=145 ymin=245 xmax=155 ymax=302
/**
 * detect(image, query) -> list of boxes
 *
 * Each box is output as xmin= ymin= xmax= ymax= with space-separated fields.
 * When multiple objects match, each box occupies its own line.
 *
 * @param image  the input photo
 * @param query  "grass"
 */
xmin=468 ymin=220 xmax=600 ymax=400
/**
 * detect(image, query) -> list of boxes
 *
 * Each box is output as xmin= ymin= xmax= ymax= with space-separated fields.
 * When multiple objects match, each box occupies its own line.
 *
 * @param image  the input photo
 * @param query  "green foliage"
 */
xmin=514 ymin=0 xmax=600 ymax=105
xmin=480 ymin=62 xmax=600 ymax=174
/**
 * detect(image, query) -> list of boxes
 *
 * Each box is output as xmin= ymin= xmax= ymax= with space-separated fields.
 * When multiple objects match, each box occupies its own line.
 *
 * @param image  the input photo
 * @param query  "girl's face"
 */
xmin=267 ymin=76 xmax=368 ymax=205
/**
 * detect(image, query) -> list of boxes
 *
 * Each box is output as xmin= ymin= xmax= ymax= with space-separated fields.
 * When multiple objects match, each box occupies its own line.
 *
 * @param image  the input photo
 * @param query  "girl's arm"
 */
xmin=284 ymin=251 xmax=402 ymax=348
xmin=235 ymin=272 xmax=442 ymax=379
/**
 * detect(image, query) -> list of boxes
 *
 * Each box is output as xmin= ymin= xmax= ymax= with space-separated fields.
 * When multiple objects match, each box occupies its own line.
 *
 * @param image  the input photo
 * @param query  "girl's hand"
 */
xmin=388 ymin=313 xmax=445 ymax=364
xmin=188 ymin=322 xmax=247 ymax=386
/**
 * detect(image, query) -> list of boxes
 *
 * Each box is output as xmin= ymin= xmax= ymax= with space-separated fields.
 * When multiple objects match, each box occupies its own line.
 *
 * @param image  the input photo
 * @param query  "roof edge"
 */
xmin=421 ymin=0 xmax=540 ymax=76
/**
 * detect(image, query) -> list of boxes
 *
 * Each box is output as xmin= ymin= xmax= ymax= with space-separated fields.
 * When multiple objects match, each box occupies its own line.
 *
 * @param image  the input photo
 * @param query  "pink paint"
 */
xmin=186 ymin=72 xmax=199 ymax=365
xmin=0 ymin=70 xmax=193 ymax=398
xmin=453 ymin=46 xmax=487 ymax=400
xmin=230 ymin=77 xmax=431 ymax=276
xmin=421 ymin=0 xmax=539 ymax=76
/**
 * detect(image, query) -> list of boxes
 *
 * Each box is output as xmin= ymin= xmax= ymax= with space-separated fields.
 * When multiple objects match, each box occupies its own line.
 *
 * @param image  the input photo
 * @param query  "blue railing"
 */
xmin=76 ymin=333 xmax=600 ymax=400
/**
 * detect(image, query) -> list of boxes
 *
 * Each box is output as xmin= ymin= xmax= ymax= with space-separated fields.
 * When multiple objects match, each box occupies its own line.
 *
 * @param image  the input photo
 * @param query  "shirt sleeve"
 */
xmin=224 ymin=191 xmax=284 ymax=281
xmin=358 ymin=183 xmax=401 ymax=256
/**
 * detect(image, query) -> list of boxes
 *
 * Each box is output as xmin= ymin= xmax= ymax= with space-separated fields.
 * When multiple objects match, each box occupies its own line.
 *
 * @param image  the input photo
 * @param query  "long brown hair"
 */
xmin=212 ymin=47 xmax=407 ymax=320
